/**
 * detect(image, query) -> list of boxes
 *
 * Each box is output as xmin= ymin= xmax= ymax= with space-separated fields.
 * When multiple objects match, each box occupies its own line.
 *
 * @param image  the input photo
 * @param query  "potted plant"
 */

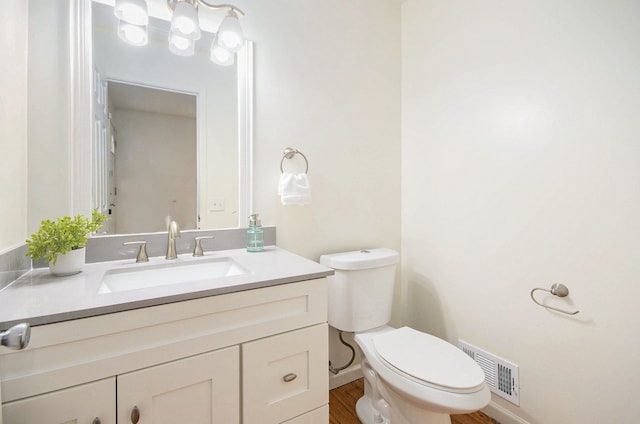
xmin=26 ymin=210 xmax=108 ymax=276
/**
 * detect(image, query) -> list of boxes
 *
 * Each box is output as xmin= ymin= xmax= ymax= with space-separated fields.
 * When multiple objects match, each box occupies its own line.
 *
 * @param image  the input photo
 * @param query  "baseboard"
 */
xmin=483 ymin=401 xmax=530 ymax=424
xmin=329 ymin=363 xmax=363 ymax=390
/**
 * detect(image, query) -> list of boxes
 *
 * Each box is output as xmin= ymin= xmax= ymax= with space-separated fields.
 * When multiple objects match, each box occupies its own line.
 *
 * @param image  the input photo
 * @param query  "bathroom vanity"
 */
xmin=0 ymin=247 xmax=332 ymax=423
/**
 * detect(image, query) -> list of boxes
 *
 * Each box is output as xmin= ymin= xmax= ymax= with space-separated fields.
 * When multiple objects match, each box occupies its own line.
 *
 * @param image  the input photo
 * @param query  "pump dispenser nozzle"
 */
xmin=248 ymin=213 xmax=261 ymax=227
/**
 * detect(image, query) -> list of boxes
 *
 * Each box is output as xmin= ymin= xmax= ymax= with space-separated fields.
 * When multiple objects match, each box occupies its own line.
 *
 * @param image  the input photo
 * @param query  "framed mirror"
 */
xmin=71 ymin=0 xmax=253 ymax=234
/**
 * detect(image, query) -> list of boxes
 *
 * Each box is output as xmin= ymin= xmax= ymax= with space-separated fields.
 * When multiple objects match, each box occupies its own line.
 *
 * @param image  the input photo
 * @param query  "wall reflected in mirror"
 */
xmin=91 ymin=1 xmax=242 ymax=234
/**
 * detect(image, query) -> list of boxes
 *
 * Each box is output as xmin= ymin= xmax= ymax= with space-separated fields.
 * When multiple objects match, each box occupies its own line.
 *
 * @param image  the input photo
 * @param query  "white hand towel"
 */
xmin=278 ymin=172 xmax=312 ymax=206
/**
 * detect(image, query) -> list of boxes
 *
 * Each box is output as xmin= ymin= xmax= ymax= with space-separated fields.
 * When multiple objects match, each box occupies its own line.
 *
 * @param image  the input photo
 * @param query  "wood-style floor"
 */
xmin=329 ymin=379 xmax=500 ymax=424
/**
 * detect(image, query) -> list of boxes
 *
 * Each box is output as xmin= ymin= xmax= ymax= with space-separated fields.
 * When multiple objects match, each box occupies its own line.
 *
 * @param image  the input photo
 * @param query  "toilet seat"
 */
xmin=373 ymin=327 xmax=486 ymax=394
xmin=355 ymin=326 xmax=491 ymax=415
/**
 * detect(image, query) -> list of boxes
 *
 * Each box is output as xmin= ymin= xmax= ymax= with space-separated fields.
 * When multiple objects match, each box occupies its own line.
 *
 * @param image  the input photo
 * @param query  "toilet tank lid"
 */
xmin=319 ymin=248 xmax=399 ymax=270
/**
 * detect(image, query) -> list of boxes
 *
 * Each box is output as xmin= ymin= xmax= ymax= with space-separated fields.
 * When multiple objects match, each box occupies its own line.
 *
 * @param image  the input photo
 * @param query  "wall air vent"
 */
xmin=458 ymin=340 xmax=520 ymax=406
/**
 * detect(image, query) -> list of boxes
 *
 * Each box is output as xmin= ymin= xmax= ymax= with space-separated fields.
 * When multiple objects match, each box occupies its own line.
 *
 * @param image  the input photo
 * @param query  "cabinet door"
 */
xmin=243 ymin=324 xmax=328 ymax=423
xmin=2 ymin=377 xmax=115 ymax=424
xmin=117 ymin=346 xmax=239 ymax=424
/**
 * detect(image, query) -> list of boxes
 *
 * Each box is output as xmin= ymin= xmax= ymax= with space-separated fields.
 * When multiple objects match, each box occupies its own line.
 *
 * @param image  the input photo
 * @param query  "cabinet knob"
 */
xmin=283 ymin=373 xmax=297 ymax=382
xmin=92 ymin=418 xmax=101 ymax=424
xmin=131 ymin=405 xmax=140 ymax=423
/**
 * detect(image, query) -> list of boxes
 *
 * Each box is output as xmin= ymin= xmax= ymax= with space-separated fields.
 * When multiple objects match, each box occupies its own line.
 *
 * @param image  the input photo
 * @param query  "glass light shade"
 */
xmin=217 ymin=11 xmax=244 ymax=53
xmin=170 ymin=1 xmax=201 ymax=40
xmin=114 ymin=0 xmax=148 ymax=26
xmin=169 ymin=32 xmax=195 ymax=57
xmin=117 ymin=20 xmax=148 ymax=46
xmin=210 ymin=37 xmax=234 ymax=66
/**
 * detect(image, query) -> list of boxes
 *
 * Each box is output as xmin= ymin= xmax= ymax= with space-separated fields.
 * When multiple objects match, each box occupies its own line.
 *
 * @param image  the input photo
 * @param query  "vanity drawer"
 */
xmin=242 ymin=324 xmax=328 ymax=424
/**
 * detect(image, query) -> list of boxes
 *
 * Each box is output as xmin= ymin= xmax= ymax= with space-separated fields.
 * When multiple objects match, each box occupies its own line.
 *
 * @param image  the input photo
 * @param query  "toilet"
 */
xmin=320 ymin=248 xmax=490 ymax=424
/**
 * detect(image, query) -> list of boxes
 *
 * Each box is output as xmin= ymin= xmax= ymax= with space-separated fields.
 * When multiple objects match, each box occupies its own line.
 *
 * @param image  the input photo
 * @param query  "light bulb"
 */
xmin=117 ymin=20 xmax=148 ymax=46
xmin=210 ymin=36 xmax=234 ymax=66
xmin=170 ymin=1 xmax=201 ymax=40
xmin=114 ymin=0 xmax=148 ymax=26
xmin=169 ymin=32 xmax=195 ymax=56
xmin=217 ymin=10 xmax=243 ymax=53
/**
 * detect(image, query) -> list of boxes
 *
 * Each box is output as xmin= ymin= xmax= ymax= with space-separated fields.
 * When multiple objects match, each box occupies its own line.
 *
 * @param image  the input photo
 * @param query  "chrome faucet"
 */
xmin=166 ymin=220 xmax=181 ymax=260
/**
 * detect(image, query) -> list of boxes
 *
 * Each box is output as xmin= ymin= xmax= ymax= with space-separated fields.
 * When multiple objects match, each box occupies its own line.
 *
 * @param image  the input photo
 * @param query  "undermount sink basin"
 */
xmin=98 ymin=257 xmax=250 ymax=294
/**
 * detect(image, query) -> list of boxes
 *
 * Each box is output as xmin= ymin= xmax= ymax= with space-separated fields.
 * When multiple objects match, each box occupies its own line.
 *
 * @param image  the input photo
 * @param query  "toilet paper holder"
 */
xmin=530 ymin=283 xmax=580 ymax=315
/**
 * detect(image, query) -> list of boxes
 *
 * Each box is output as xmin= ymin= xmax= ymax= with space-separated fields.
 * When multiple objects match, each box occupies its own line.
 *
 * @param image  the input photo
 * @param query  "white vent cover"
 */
xmin=458 ymin=340 xmax=520 ymax=405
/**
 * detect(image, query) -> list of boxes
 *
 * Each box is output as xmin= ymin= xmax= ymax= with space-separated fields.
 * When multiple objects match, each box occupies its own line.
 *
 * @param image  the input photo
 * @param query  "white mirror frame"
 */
xmin=69 ymin=0 xmax=253 ymax=225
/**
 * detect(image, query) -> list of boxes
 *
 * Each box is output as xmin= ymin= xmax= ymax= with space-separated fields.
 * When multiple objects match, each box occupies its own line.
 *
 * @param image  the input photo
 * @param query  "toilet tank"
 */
xmin=320 ymin=248 xmax=399 ymax=332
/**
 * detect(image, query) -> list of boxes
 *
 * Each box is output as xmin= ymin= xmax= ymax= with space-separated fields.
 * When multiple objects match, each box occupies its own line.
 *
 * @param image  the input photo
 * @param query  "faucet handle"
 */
xmin=193 ymin=236 xmax=214 ymax=257
xmin=124 ymin=241 xmax=149 ymax=263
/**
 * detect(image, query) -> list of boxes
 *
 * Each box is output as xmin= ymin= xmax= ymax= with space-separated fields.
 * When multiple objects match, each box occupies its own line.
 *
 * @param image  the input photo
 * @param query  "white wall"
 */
xmin=244 ymin=0 xmax=402 ymax=260
xmin=402 ymin=1 xmax=640 ymax=423
xmin=0 ymin=0 xmax=28 ymax=250
xmin=237 ymin=0 xmax=402 ymax=376
xmin=0 ymin=0 xmax=70 ymax=250
xmin=0 ymin=0 xmax=70 ymax=249
xmin=27 ymin=0 xmax=71 ymax=232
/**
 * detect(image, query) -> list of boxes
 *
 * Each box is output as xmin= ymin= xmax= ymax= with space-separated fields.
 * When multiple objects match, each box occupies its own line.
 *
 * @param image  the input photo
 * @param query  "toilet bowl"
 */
xmin=355 ymin=326 xmax=490 ymax=423
xmin=320 ymin=249 xmax=490 ymax=424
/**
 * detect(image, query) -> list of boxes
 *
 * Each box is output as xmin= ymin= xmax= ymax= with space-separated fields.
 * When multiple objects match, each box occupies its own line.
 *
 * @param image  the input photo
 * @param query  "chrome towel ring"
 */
xmin=530 ymin=283 xmax=580 ymax=315
xmin=280 ymin=148 xmax=309 ymax=174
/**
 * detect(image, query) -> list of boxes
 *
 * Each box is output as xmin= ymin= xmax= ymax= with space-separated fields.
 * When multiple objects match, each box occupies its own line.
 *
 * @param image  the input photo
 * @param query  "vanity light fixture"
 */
xmin=115 ymin=0 xmax=149 ymax=45
xmin=216 ymin=8 xmax=243 ymax=52
xmin=114 ymin=0 xmax=149 ymax=26
xmin=168 ymin=32 xmax=196 ymax=56
xmin=210 ymin=33 xmax=234 ymax=66
xmin=170 ymin=0 xmax=201 ymax=40
xmin=113 ymin=0 xmax=245 ymax=66
xmin=167 ymin=0 xmax=245 ymax=63
xmin=118 ymin=20 xmax=149 ymax=46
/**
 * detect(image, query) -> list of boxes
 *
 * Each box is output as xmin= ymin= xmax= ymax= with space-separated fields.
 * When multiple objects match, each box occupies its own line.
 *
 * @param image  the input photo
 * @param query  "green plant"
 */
xmin=26 ymin=210 xmax=108 ymax=265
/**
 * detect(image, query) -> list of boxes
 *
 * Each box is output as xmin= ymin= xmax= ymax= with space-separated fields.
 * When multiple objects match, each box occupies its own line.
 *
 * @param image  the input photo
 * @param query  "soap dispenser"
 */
xmin=246 ymin=214 xmax=264 ymax=252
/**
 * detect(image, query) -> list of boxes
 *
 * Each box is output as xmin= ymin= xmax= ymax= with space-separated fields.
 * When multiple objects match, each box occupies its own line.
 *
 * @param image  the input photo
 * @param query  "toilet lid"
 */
xmin=373 ymin=327 xmax=486 ymax=392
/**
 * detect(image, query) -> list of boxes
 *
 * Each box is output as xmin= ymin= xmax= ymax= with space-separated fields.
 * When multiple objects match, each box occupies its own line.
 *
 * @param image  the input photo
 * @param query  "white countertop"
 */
xmin=0 ymin=247 xmax=333 ymax=329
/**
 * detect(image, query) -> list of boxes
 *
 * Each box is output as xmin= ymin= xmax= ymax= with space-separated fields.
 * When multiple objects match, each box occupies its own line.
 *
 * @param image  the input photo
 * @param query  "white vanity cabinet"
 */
xmin=0 ymin=278 xmax=328 ymax=424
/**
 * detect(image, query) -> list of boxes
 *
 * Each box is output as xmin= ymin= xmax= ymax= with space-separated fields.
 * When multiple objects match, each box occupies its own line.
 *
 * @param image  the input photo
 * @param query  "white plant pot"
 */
xmin=49 ymin=247 xmax=86 ymax=277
